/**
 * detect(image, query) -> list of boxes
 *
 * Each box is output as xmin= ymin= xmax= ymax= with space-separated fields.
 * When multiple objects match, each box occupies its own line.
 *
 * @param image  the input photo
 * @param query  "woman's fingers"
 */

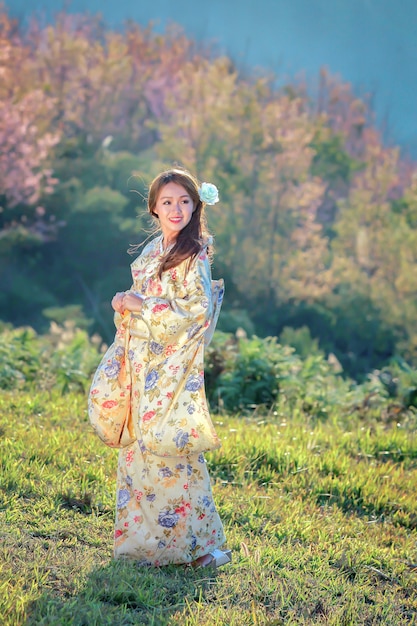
xmin=122 ymin=293 xmax=143 ymax=313
xmin=111 ymin=291 xmax=143 ymax=313
xmin=111 ymin=292 xmax=126 ymax=312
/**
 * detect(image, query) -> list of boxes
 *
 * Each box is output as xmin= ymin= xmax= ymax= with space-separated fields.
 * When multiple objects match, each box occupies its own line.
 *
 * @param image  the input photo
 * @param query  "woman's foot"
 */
xmin=192 ymin=553 xmax=215 ymax=568
xmin=190 ymin=549 xmax=232 ymax=569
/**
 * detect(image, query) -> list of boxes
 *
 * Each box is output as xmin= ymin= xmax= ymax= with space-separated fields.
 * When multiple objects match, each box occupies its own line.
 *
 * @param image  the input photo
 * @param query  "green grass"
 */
xmin=0 ymin=390 xmax=416 ymax=625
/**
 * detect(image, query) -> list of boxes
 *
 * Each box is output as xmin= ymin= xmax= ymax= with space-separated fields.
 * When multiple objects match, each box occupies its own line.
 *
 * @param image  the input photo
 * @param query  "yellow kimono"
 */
xmin=113 ymin=236 xmax=226 ymax=564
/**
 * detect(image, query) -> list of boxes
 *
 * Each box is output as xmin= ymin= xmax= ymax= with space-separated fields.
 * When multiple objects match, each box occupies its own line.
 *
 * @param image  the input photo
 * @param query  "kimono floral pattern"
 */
xmin=88 ymin=317 xmax=136 ymax=448
xmin=114 ymin=236 xmax=226 ymax=564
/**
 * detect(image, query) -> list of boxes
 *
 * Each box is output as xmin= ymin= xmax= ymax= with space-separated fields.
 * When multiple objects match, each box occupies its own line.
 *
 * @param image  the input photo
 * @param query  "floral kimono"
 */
xmin=113 ymin=235 xmax=226 ymax=565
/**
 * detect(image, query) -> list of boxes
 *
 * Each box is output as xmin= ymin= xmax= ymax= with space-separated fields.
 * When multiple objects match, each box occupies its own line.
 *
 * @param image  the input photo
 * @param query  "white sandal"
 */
xmin=205 ymin=548 xmax=232 ymax=568
xmin=188 ymin=548 xmax=232 ymax=569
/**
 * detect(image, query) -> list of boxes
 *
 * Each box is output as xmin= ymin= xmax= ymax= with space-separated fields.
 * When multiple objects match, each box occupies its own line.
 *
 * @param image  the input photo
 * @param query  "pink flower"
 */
xmin=191 ymin=428 xmax=199 ymax=438
xmin=143 ymin=410 xmax=156 ymax=422
xmin=149 ymin=279 xmax=163 ymax=296
xmin=152 ymin=303 xmax=169 ymax=314
xmin=115 ymin=328 xmax=125 ymax=340
xmin=166 ymin=391 xmax=174 ymax=399
xmin=175 ymin=505 xmax=186 ymax=517
xmin=114 ymin=529 xmax=123 ymax=538
xmin=102 ymin=400 xmax=118 ymax=409
xmin=91 ymin=388 xmax=99 ymax=395
xmin=175 ymin=502 xmax=191 ymax=517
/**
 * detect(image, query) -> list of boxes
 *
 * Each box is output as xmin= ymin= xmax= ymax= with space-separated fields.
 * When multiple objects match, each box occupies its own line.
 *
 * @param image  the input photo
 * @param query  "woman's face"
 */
xmin=153 ymin=181 xmax=195 ymax=245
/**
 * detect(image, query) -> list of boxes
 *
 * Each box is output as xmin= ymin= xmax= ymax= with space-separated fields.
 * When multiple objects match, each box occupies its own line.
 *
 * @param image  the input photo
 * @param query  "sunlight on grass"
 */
xmin=0 ymin=390 xmax=416 ymax=625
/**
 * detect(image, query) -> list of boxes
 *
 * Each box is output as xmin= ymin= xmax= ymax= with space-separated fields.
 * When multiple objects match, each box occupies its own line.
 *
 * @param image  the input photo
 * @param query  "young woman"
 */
xmin=110 ymin=167 xmax=229 ymax=568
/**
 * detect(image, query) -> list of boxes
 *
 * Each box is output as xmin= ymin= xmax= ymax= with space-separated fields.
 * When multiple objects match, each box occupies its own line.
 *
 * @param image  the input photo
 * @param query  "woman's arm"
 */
xmin=139 ymin=253 xmax=213 ymax=351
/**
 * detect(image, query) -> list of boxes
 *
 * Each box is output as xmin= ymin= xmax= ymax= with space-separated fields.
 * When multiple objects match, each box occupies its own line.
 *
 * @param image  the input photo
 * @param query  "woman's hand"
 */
xmin=111 ymin=292 xmax=126 ymax=313
xmin=123 ymin=291 xmax=144 ymax=313
xmin=112 ymin=291 xmax=144 ymax=314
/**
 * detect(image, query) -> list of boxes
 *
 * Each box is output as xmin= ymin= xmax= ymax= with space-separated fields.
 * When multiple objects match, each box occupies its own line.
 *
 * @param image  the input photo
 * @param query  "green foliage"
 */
xmin=279 ymin=325 xmax=323 ymax=359
xmin=0 ymin=266 xmax=58 ymax=329
xmin=205 ymin=331 xmax=396 ymax=418
xmin=0 ymin=323 xmax=101 ymax=393
xmin=214 ymin=336 xmax=281 ymax=411
xmin=216 ymin=308 xmax=256 ymax=337
xmin=310 ymin=131 xmax=364 ymax=184
xmin=43 ymin=304 xmax=93 ymax=330
xmin=3 ymin=324 xmax=417 ymax=422
xmin=0 ymin=327 xmax=41 ymax=389
xmin=47 ymin=324 xmax=103 ymax=394
xmin=379 ymin=356 xmax=417 ymax=408
xmin=1 ymin=8 xmax=417 ymax=377
xmin=74 ymin=186 xmax=128 ymax=215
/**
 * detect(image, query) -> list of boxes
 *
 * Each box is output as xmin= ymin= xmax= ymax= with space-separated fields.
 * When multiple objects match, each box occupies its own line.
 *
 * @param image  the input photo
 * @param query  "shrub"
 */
xmin=0 ymin=323 xmax=102 ymax=393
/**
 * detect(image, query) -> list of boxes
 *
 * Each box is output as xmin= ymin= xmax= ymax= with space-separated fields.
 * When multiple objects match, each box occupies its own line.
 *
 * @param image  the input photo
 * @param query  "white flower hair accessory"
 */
xmin=198 ymin=182 xmax=219 ymax=205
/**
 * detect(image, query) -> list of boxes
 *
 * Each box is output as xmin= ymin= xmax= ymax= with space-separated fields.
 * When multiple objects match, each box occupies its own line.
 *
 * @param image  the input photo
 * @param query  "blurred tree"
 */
xmin=0 ymin=8 xmax=416 ymax=375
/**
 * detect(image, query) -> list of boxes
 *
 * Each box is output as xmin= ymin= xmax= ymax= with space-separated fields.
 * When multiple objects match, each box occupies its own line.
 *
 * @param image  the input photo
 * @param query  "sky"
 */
xmin=8 ymin=0 xmax=417 ymax=157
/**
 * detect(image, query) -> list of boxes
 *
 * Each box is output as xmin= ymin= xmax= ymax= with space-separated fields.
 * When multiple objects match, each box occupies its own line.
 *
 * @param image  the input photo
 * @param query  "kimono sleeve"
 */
xmin=140 ymin=254 xmax=213 ymax=351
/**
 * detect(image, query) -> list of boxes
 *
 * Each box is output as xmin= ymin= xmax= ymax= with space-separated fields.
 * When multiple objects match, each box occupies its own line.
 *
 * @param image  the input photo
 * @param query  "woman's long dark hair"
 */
xmin=147 ymin=167 xmax=213 ymax=278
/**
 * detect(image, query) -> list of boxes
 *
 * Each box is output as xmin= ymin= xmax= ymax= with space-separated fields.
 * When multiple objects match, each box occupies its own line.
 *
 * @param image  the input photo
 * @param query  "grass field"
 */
xmin=0 ymin=389 xmax=416 ymax=625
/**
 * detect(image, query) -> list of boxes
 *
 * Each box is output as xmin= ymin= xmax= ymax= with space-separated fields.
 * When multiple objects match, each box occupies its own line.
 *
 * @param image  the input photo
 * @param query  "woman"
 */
xmin=110 ymin=167 xmax=229 ymax=568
